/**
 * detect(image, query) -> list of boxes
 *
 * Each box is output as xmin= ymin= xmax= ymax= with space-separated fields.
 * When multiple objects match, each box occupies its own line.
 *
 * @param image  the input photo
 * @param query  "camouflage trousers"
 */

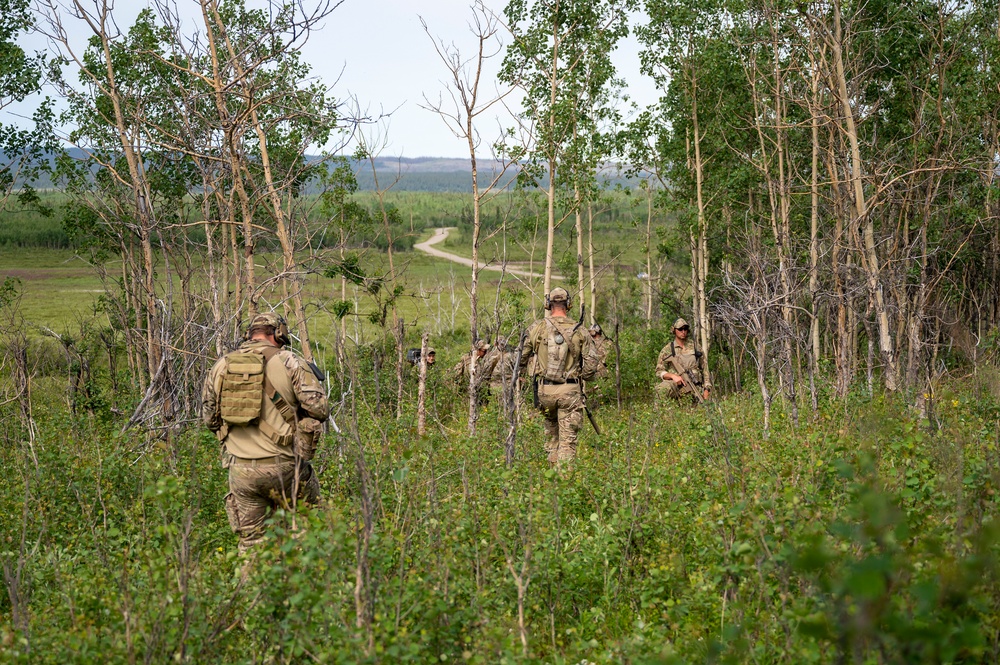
xmin=224 ymin=456 xmax=320 ymax=553
xmin=655 ymin=378 xmax=698 ymax=404
xmin=537 ymin=382 xmax=584 ymax=465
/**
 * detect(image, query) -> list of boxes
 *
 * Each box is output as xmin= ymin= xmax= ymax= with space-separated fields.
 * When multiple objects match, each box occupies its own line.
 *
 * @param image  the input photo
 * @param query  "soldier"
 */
xmin=202 ymin=313 xmax=329 ymax=553
xmin=655 ymin=318 xmax=711 ymax=403
xmin=451 ymin=339 xmax=498 ymax=397
xmin=520 ymin=287 xmax=601 ymax=466
xmin=589 ymin=323 xmax=610 ymax=378
xmin=489 ymin=342 xmax=519 ymax=393
xmin=586 ymin=323 xmax=611 ymax=405
xmin=406 ymin=346 xmax=436 ymax=368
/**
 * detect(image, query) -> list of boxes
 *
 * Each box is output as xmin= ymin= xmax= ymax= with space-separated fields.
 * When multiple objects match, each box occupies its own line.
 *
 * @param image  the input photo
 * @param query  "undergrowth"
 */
xmin=2 ymin=376 xmax=999 ymax=664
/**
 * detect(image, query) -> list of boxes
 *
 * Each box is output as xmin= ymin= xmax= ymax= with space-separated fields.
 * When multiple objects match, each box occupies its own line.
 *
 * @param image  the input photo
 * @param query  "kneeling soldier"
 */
xmin=655 ymin=318 xmax=711 ymax=403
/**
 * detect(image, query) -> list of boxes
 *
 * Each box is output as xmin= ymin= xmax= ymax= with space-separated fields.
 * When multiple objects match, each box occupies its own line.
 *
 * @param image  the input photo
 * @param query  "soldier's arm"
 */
xmin=656 ymin=347 xmax=684 ymax=384
xmin=655 ymin=347 xmax=669 ymax=379
xmin=700 ymin=352 xmax=713 ymax=391
xmin=450 ymin=358 xmax=466 ymax=384
xmin=201 ymin=360 xmax=224 ymax=431
xmin=287 ymin=353 xmax=330 ymax=421
xmin=482 ymin=350 xmax=500 ymax=380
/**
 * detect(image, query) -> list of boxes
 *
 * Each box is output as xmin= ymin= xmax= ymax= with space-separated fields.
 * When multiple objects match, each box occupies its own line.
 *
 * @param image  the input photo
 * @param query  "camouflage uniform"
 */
xmin=521 ymin=289 xmax=601 ymax=465
xmin=592 ymin=335 xmax=610 ymax=378
xmin=489 ymin=346 xmax=519 ymax=392
xmin=655 ymin=318 xmax=711 ymax=402
xmin=450 ymin=340 xmax=498 ymax=398
xmin=202 ymin=315 xmax=329 ymax=552
xmin=586 ymin=325 xmax=611 ymax=406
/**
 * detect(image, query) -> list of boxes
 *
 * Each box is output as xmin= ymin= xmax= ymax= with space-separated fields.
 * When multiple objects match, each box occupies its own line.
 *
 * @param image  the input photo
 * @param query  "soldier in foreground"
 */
xmin=655 ymin=318 xmax=711 ymax=403
xmin=202 ymin=313 xmax=329 ymax=553
xmin=520 ymin=287 xmax=601 ymax=467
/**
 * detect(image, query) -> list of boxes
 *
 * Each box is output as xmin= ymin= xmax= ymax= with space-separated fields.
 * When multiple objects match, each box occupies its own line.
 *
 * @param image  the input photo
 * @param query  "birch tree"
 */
xmin=500 ymin=0 xmax=633 ymax=297
xmin=422 ymin=0 xmax=516 ymax=435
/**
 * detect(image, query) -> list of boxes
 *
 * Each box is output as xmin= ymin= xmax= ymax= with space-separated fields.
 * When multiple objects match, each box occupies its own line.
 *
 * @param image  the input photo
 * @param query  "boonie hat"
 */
xmin=474 ymin=339 xmax=491 ymax=351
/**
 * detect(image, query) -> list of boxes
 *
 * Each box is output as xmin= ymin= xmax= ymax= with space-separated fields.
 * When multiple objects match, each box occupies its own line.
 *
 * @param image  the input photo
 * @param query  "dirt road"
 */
xmin=413 ymin=227 xmax=554 ymax=280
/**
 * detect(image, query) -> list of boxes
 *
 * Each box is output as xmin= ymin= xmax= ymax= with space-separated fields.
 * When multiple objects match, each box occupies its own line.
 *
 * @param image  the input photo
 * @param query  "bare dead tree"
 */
xmin=422 ymin=1 xmax=517 ymax=436
xmin=417 ymin=332 xmax=429 ymax=435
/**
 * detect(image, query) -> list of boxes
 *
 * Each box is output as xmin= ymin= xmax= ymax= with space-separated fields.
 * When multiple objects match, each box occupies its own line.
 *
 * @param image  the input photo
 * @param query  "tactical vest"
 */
xmin=218 ymin=346 xmax=296 ymax=442
xmin=539 ymin=319 xmax=575 ymax=382
xmin=667 ymin=341 xmax=703 ymax=385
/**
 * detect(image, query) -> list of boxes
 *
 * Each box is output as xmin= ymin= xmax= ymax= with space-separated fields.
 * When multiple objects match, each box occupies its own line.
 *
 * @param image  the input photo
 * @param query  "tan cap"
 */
xmin=474 ymin=339 xmax=491 ymax=351
xmin=589 ymin=323 xmax=603 ymax=335
xmin=248 ymin=312 xmax=282 ymax=329
xmin=548 ymin=287 xmax=569 ymax=303
xmin=426 ymin=347 xmax=436 ymax=355
xmin=246 ymin=311 xmax=290 ymax=345
xmin=672 ymin=318 xmax=689 ymax=330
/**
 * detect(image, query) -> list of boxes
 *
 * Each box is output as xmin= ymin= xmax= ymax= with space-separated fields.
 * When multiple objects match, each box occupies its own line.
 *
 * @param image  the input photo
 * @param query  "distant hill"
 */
xmin=18 ymin=150 xmax=639 ymax=193
xmin=351 ymin=156 xmax=501 ymax=192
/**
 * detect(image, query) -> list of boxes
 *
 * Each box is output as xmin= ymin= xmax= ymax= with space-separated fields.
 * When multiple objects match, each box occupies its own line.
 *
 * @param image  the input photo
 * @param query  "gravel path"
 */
xmin=413 ymin=227 xmax=554 ymax=279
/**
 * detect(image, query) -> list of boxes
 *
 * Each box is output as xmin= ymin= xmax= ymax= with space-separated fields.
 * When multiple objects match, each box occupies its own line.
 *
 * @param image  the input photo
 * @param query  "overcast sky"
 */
xmin=313 ymin=0 xmax=661 ymax=158
xmin=12 ymin=0 xmax=661 ymax=159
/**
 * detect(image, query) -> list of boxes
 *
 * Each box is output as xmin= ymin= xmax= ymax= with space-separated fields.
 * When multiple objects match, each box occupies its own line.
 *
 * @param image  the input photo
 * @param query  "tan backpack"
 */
xmin=540 ymin=319 xmax=574 ymax=382
xmin=219 ymin=346 xmax=282 ymax=425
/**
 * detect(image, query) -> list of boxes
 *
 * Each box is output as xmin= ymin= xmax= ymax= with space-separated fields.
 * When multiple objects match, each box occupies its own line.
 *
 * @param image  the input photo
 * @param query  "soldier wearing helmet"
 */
xmin=202 ymin=312 xmax=329 ymax=552
xmin=656 ymin=317 xmax=711 ymax=403
xmin=519 ymin=287 xmax=601 ymax=467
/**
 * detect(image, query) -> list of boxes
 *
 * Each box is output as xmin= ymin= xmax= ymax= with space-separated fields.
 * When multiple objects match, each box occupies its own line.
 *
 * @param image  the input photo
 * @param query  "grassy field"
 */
xmin=0 ymin=248 xmax=108 ymax=330
xmin=2 ymin=360 xmax=999 ymax=663
xmin=3 ymin=193 xmax=1000 ymax=664
xmin=0 ymin=222 xmax=668 ymax=349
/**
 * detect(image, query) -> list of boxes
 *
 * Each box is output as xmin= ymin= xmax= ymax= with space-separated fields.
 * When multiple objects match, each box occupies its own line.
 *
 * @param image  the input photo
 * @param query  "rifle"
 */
xmin=583 ymin=398 xmax=601 ymax=435
xmin=667 ymin=354 xmax=706 ymax=404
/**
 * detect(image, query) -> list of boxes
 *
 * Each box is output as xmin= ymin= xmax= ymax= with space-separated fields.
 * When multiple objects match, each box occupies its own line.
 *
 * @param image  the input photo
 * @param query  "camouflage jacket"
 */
xmin=592 ymin=336 xmax=611 ymax=379
xmin=450 ymin=349 xmax=500 ymax=393
xmin=655 ymin=339 xmax=711 ymax=390
xmin=490 ymin=350 xmax=518 ymax=389
xmin=520 ymin=314 xmax=600 ymax=383
xmin=202 ymin=340 xmax=329 ymax=459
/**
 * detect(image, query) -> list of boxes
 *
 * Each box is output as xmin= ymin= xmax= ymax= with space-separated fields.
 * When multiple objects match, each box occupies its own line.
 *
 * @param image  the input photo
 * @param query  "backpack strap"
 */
xmin=259 ymin=346 xmax=296 ymax=425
